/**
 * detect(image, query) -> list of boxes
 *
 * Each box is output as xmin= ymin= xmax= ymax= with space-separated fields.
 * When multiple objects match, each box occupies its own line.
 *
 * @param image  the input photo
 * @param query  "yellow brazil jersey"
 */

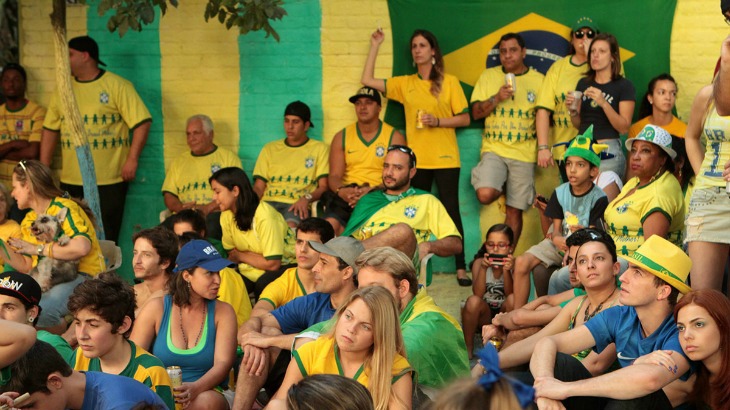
xmin=0 ymin=219 xmax=21 ymax=243
xmin=218 ymin=266 xmax=252 ymax=327
xmin=253 ymin=138 xmax=329 ymax=204
xmin=220 ymin=202 xmax=295 ymax=282
xmin=161 ymin=146 xmax=242 ymax=204
xmin=341 ymin=121 xmax=395 ymax=187
xmin=70 ymin=340 xmax=175 ymax=410
xmin=385 ymin=73 xmax=468 ymax=169
xmin=43 ymin=70 xmax=151 ymax=185
xmin=21 ymin=197 xmax=105 ymax=276
xmin=695 ymin=106 xmax=730 ymax=189
xmin=471 ymin=66 xmax=545 ymax=162
xmin=292 ymin=336 xmax=412 ymax=388
xmin=533 ymin=57 xmax=587 ymax=159
xmin=628 ymin=116 xmax=687 ymax=139
xmin=0 ymin=100 xmax=45 ymax=190
xmin=259 ymin=267 xmax=309 ymax=309
xmin=604 ymin=171 xmax=684 ymax=257
xmin=351 ymin=191 xmax=460 ymax=244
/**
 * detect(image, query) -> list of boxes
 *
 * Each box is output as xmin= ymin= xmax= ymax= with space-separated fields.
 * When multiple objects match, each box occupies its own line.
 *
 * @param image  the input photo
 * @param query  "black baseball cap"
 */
xmin=284 ymin=101 xmax=313 ymax=127
xmin=68 ymin=36 xmax=107 ymax=67
xmin=349 ymin=87 xmax=382 ymax=105
xmin=0 ymin=271 xmax=42 ymax=306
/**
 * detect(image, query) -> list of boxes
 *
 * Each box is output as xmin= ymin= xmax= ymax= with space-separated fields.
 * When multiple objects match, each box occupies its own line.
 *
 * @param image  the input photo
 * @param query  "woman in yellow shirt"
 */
xmin=273 ymin=286 xmax=413 ymax=410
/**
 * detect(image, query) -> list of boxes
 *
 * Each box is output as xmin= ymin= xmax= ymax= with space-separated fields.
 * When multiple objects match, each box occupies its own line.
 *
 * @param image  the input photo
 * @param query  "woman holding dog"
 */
xmin=3 ymin=160 xmax=104 ymax=332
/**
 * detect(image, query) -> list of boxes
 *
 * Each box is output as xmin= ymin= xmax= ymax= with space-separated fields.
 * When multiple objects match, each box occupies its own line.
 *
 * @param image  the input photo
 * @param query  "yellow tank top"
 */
xmin=696 ymin=105 xmax=730 ymax=189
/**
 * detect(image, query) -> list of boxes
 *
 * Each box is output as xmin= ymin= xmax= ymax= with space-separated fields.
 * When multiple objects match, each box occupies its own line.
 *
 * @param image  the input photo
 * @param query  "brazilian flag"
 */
xmin=384 ymin=0 xmax=677 ymax=129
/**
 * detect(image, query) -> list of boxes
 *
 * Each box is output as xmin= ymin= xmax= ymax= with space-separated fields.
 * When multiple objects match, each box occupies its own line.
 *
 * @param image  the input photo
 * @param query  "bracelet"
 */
xmin=436 ymin=118 xmax=440 ymax=127
xmin=538 ymin=144 xmax=550 ymax=151
xmin=47 ymin=243 xmax=53 ymax=259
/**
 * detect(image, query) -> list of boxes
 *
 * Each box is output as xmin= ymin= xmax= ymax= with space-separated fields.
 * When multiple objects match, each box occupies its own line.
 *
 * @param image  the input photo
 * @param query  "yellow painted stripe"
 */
xmin=158 ymin=0 xmax=240 ymax=169
xmin=321 ymin=0 xmax=393 ymax=143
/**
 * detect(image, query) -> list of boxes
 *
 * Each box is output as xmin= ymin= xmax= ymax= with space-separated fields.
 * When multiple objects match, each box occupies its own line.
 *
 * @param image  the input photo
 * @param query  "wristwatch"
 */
xmin=37 ymin=244 xmax=44 ymax=256
xmin=304 ymin=193 xmax=313 ymax=202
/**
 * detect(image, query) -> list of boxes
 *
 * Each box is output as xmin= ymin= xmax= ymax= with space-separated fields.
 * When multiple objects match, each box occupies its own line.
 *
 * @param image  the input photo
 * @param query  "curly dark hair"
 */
xmin=0 ymin=340 xmax=72 ymax=395
xmin=67 ymin=272 xmax=136 ymax=338
xmin=132 ymin=226 xmax=180 ymax=275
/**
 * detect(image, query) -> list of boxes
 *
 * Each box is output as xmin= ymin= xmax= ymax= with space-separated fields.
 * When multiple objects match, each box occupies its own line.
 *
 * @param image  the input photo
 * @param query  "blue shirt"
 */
xmin=584 ymin=305 xmax=692 ymax=380
xmin=271 ymin=292 xmax=336 ymax=335
xmin=81 ymin=371 xmax=167 ymax=410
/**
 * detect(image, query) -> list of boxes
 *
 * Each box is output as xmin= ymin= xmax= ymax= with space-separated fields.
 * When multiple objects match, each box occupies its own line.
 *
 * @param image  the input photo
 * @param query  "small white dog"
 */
xmin=29 ymin=208 xmax=79 ymax=292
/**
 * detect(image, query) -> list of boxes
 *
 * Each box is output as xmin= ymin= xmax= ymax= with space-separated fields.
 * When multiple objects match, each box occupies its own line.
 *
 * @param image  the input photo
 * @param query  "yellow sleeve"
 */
xmin=535 ymin=62 xmax=560 ymax=111
xmin=161 ymin=157 xmax=182 ymax=195
xmin=223 ymin=149 xmax=243 ymax=169
xmin=112 ymin=77 xmax=151 ymax=129
xmin=253 ymin=144 xmax=271 ymax=181
xmin=258 ymin=270 xmax=290 ymax=309
xmin=447 ymin=75 xmax=469 ymax=115
xmin=42 ymin=93 xmax=62 ymax=131
xmin=29 ymin=104 xmax=46 ymax=143
xmin=60 ymin=201 xmax=92 ymax=241
xmin=256 ymin=207 xmax=285 ymax=260
xmin=217 ymin=268 xmax=252 ymax=326
xmin=470 ymin=69 xmax=491 ymax=103
xmin=385 ymin=76 xmax=406 ymax=103
xmin=428 ymin=197 xmax=460 ymax=239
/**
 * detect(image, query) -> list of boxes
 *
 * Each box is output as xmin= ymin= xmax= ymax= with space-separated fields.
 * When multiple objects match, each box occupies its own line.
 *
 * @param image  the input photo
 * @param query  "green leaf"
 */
xmin=118 ymin=19 xmax=130 ymax=37
xmin=140 ymin=3 xmax=155 ymax=23
xmin=97 ymin=0 xmax=114 ymax=16
xmin=218 ymin=8 xmax=226 ymax=23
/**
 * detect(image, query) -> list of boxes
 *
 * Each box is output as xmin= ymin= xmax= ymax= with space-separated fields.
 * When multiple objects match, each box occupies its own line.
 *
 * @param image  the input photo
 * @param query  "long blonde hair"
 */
xmin=327 ymin=286 xmax=406 ymax=410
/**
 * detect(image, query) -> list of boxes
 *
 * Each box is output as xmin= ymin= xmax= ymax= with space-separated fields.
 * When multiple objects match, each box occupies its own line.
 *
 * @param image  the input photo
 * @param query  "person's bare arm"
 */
xmin=129 ymin=297 xmax=164 ymax=351
xmin=471 ymin=85 xmax=512 ymax=120
xmin=250 ymin=299 xmax=276 ymax=319
xmin=686 ymin=85 xmax=712 ymax=175
xmin=361 ymin=29 xmax=387 ymax=93
xmin=0 ymin=319 xmax=36 ymax=367
xmin=714 ymin=34 xmax=730 ymax=116
xmin=642 ymin=212 xmax=670 ymax=240
xmin=328 ymin=131 xmax=347 ymax=194
xmin=121 ymin=120 xmax=151 ymax=181
xmin=536 ymin=109 xmax=554 ymax=168
xmin=253 ymin=179 xmax=266 ymax=199
xmin=229 ymin=249 xmax=282 ymax=272
xmin=418 ymin=235 xmax=462 ymax=258
xmin=0 ymin=140 xmax=39 ymax=161
xmin=39 ymin=128 xmax=60 ymax=166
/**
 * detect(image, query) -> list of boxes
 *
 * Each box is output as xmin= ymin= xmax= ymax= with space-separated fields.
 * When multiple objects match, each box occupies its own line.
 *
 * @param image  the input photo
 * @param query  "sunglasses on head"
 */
xmin=574 ymin=29 xmax=595 ymax=39
xmin=387 ymin=145 xmax=417 ymax=168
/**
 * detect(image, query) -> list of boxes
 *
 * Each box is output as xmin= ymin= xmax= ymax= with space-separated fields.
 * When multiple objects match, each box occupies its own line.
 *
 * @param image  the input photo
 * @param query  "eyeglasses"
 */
xmin=574 ymin=29 xmax=595 ymax=39
xmin=486 ymin=242 xmax=510 ymax=249
xmin=387 ymin=145 xmax=417 ymax=168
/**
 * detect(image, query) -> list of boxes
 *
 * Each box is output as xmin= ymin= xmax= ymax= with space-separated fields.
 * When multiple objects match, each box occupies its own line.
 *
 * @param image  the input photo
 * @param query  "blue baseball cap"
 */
xmin=174 ymin=240 xmax=234 ymax=273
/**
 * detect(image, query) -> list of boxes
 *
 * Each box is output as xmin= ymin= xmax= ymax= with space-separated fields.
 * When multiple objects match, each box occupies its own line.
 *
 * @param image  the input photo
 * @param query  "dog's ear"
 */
xmin=56 ymin=207 xmax=68 ymax=223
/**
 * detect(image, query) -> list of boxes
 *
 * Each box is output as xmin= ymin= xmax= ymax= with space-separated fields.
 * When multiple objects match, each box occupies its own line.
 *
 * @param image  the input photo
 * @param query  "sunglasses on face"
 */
xmin=574 ymin=29 xmax=595 ymax=39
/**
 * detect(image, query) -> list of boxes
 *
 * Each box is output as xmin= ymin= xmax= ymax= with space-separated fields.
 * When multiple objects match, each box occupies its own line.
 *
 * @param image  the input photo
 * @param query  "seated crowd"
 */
xmin=1 ymin=12 xmax=730 ymax=410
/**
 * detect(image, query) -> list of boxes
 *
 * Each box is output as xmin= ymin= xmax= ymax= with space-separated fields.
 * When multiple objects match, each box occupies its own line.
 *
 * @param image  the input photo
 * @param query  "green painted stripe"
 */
xmin=238 ymin=0 xmax=323 ymax=176
xmin=86 ymin=7 xmax=164 ymax=283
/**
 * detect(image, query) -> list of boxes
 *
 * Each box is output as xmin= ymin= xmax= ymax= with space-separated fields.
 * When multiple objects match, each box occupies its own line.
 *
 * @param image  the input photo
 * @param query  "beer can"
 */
xmin=488 ymin=337 xmax=503 ymax=351
xmin=416 ymin=109 xmax=426 ymax=129
xmin=167 ymin=366 xmax=183 ymax=388
xmin=505 ymin=73 xmax=516 ymax=94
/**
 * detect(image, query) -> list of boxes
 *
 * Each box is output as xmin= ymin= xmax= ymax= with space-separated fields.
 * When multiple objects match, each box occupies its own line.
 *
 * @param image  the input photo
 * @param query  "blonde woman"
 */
xmin=4 ymin=160 xmax=104 ymax=331
xmin=273 ymin=286 xmax=413 ymax=410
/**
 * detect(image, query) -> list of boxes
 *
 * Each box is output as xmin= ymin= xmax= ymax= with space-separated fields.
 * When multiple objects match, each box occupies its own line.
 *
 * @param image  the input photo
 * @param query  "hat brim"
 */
xmin=309 ymin=241 xmax=338 ymax=259
xmin=349 ymin=94 xmax=380 ymax=105
xmin=623 ymin=254 xmax=692 ymax=294
xmin=174 ymin=258 xmax=234 ymax=273
xmin=0 ymin=287 xmax=37 ymax=306
xmin=625 ymin=138 xmax=677 ymax=160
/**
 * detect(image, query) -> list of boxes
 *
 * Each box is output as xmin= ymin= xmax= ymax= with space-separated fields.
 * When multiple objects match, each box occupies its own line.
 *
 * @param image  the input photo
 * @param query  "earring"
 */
xmin=28 ymin=316 xmax=34 ymax=323
xmin=431 ymin=57 xmax=435 ymax=65
xmin=186 ymin=281 xmax=191 ymax=289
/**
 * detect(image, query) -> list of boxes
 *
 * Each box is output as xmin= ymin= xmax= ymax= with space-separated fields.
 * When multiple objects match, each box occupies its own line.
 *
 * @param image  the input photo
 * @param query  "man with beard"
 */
xmin=342 ymin=145 xmax=462 ymax=260
xmin=0 ymin=63 xmax=44 ymax=191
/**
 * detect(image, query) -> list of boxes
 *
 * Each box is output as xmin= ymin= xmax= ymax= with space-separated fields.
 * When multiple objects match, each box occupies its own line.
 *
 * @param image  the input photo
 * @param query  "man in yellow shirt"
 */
xmin=326 ymin=87 xmax=405 ymax=234
xmin=253 ymin=101 xmax=329 ymax=228
xmin=40 ymin=36 xmax=151 ymax=242
xmin=471 ymin=33 xmax=545 ymax=246
xmin=162 ymin=114 xmax=241 ymax=239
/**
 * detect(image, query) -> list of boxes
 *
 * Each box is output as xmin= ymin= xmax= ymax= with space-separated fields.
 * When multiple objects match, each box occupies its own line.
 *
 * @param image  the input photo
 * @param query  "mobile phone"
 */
xmin=488 ymin=253 xmax=508 ymax=266
xmin=536 ymin=194 xmax=548 ymax=204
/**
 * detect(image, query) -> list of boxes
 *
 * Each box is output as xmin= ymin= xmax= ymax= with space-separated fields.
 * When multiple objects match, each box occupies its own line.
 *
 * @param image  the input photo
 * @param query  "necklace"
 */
xmin=583 ymin=287 xmax=616 ymax=322
xmin=179 ymin=302 xmax=207 ymax=349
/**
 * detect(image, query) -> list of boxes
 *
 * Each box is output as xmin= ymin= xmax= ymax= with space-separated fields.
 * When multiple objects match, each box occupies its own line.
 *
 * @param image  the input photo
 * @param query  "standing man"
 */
xmin=326 ymin=87 xmax=406 ymax=234
xmin=253 ymin=101 xmax=329 ymax=228
xmin=162 ymin=114 xmax=241 ymax=238
xmin=470 ymin=33 xmax=544 ymax=246
xmin=0 ymin=63 xmax=44 ymax=191
xmin=40 ymin=36 xmax=152 ymax=243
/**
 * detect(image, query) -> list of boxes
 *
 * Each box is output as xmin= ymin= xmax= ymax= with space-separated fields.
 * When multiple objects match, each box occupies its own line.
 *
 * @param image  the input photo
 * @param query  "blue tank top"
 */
xmin=152 ymin=295 xmax=226 ymax=386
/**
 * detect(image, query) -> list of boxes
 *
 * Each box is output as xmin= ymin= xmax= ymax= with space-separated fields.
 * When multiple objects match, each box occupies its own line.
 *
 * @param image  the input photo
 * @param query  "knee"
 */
xmin=464 ymin=295 xmax=484 ymax=312
xmin=505 ymin=206 xmax=522 ymax=218
xmin=476 ymin=188 xmax=499 ymax=205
